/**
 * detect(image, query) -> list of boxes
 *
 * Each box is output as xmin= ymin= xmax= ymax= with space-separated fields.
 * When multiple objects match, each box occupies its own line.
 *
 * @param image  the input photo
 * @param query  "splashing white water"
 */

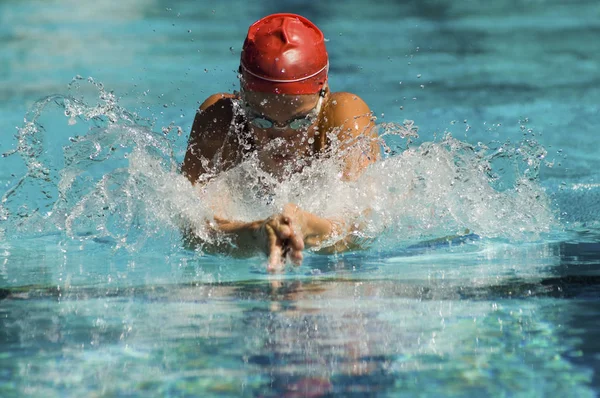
xmin=0 ymin=79 xmax=556 ymax=255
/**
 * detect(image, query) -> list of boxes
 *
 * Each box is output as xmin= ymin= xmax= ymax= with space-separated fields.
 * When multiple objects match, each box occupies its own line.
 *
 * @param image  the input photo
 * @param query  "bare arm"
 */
xmin=279 ymin=93 xmax=380 ymax=255
xmin=262 ymin=203 xmax=371 ymax=271
xmin=325 ymin=92 xmax=380 ymax=181
xmin=181 ymin=93 xmax=238 ymax=184
xmin=181 ymin=94 xmax=297 ymax=266
xmin=182 ymin=92 xmax=379 ymax=269
xmin=182 ymin=93 xmax=269 ymax=255
xmin=252 ymin=93 xmax=380 ymax=268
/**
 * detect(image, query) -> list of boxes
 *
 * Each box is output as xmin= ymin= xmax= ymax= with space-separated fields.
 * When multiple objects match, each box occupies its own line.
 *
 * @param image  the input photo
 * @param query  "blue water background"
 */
xmin=1 ymin=0 xmax=600 ymax=396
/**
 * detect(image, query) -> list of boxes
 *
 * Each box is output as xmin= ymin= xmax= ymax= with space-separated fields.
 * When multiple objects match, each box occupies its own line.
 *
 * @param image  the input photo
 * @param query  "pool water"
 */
xmin=1 ymin=0 xmax=600 ymax=396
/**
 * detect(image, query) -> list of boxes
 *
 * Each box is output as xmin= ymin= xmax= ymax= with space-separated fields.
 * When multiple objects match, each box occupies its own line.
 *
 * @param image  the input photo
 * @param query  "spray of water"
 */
xmin=0 ymin=79 xmax=557 ymax=256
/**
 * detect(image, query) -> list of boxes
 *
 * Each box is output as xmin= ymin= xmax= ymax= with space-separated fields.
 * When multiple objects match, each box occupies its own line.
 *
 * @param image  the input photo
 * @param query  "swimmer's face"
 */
xmin=242 ymin=90 xmax=322 ymax=174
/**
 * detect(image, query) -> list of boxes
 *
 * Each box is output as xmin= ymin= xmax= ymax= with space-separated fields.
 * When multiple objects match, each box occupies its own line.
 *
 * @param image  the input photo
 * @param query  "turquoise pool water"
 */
xmin=1 ymin=0 xmax=599 ymax=396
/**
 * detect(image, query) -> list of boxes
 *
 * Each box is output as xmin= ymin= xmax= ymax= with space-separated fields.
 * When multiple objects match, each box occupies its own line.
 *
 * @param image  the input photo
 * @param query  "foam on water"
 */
xmin=0 ymin=79 xmax=557 ymax=257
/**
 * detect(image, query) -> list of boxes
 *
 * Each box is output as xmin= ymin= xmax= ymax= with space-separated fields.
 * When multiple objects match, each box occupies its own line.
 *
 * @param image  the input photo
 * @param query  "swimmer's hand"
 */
xmin=261 ymin=204 xmax=338 ymax=272
xmin=212 ymin=203 xmax=339 ymax=272
xmin=211 ymin=213 xmax=303 ymax=271
xmin=261 ymin=211 xmax=304 ymax=272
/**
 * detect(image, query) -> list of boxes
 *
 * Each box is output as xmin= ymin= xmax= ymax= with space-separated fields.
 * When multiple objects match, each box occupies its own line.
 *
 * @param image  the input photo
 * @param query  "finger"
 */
xmin=267 ymin=252 xmax=284 ymax=272
xmin=280 ymin=209 xmax=305 ymax=250
xmin=284 ymin=223 xmax=304 ymax=251
xmin=289 ymin=249 xmax=303 ymax=266
xmin=271 ymin=215 xmax=304 ymax=250
xmin=265 ymin=225 xmax=285 ymax=272
xmin=289 ymin=230 xmax=305 ymax=251
xmin=265 ymin=224 xmax=280 ymax=257
xmin=267 ymin=216 xmax=293 ymax=240
xmin=281 ymin=233 xmax=303 ymax=267
xmin=282 ymin=241 xmax=291 ymax=258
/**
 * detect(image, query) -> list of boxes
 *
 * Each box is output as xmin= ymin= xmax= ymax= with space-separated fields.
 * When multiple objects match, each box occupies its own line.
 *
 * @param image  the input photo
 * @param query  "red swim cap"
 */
xmin=240 ymin=13 xmax=329 ymax=95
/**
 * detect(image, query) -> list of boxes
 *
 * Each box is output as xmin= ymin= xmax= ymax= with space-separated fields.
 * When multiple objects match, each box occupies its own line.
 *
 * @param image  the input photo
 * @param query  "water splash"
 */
xmin=0 ymin=79 xmax=557 ymax=256
xmin=365 ymin=135 xmax=555 ymax=247
xmin=0 ymin=77 xmax=186 ymax=250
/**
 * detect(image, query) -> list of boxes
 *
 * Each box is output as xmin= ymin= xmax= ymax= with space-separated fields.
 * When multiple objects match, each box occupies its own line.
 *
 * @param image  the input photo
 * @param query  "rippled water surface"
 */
xmin=1 ymin=0 xmax=599 ymax=396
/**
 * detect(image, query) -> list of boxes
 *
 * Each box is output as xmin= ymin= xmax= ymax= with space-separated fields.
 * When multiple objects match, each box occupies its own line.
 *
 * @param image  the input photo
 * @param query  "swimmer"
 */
xmin=182 ymin=13 xmax=380 ymax=270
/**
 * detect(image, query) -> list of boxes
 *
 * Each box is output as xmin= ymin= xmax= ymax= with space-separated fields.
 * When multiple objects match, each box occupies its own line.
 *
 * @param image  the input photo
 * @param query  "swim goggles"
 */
xmin=242 ymin=91 xmax=324 ymax=131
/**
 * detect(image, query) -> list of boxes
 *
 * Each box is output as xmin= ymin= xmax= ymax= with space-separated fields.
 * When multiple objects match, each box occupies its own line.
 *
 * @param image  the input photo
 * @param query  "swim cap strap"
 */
xmin=240 ymin=62 xmax=329 ymax=84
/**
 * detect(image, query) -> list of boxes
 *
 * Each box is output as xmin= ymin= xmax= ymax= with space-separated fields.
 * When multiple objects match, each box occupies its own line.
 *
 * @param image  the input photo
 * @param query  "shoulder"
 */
xmin=324 ymin=92 xmax=372 ymax=123
xmin=189 ymin=92 xmax=240 ymax=138
xmin=319 ymin=91 xmax=380 ymax=180
xmin=199 ymin=92 xmax=238 ymax=112
xmin=328 ymin=91 xmax=369 ymax=107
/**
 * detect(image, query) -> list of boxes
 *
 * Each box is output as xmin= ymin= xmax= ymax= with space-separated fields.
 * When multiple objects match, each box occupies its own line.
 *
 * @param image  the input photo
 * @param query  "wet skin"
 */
xmin=182 ymin=86 xmax=380 ymax=271
xmin=242 ymin=90 xmax=322 ymax=176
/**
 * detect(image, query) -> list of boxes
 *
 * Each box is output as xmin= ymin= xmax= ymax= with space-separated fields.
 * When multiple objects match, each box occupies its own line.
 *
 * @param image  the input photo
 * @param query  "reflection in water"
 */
xmin=1 ymin=271 xmax=596 ymax=396
xmin=239 ymin=279 xmax=402 ymax=396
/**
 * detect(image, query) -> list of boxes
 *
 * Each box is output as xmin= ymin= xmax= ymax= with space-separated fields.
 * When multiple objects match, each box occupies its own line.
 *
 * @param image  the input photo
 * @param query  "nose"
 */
xmin=270 ymin=122 xmax=292 ymax=130
xmin=265 ymin=126 xmax=296 ymax=139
